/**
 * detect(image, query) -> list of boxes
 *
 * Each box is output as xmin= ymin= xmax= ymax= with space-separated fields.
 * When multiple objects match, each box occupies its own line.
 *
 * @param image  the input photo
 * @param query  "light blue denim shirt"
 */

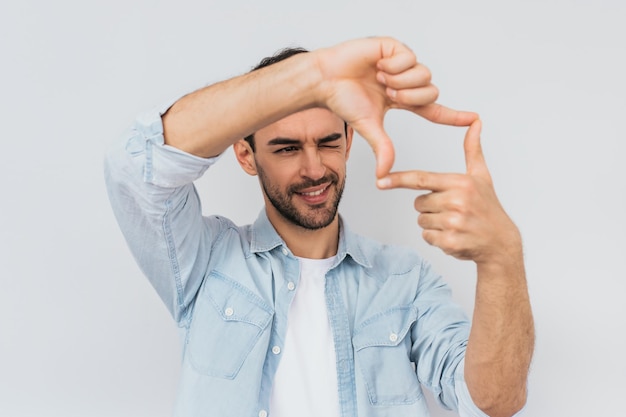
xmin=103 ymin=104 xmax=496 ymax=417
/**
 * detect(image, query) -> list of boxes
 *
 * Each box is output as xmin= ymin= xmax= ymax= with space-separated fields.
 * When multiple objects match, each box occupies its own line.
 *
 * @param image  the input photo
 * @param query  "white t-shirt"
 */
xmin=269 ymin=256 xmax=340 ymax=417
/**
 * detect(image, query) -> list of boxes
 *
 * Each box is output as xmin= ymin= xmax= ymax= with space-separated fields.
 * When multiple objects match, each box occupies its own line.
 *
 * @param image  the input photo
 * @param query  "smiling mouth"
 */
xmin=298 ymin=186 xmax=329 ymax=197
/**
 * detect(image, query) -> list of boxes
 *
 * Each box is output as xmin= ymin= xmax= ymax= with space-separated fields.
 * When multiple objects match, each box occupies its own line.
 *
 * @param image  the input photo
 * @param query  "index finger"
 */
xmin=412 ymin=103 xmax=478 ymax=127
xmin=377 ymin=50 xmax=418 ymax=74
xmin=376 ymin=170 xmax=452 ymax=191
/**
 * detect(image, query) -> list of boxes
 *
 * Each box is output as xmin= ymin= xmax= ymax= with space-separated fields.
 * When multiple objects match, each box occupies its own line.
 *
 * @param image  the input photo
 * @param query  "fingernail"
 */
xmin=377 ymin=72 xmax=386 ymax=84
xmin=387 ymin=88 xmax=397 ymax=99
xmin=377 ymin=177 xmax=391 ymax=188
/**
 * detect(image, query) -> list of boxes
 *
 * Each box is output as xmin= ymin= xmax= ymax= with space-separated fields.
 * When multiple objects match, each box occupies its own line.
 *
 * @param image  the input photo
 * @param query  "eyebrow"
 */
xmin=267 ymin=132 xmax=343 ymax=146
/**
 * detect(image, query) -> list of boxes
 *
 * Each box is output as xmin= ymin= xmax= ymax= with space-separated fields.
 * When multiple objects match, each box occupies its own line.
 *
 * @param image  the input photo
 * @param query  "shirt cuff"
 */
xmin=124 ymin=97 xmax=221 ymax=188
xmin=454 ymin=358 xmax=527 ymax=417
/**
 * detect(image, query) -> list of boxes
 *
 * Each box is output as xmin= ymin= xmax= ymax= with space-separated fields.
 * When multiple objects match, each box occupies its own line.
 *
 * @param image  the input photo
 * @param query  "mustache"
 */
xmin=289 ymin=173 xmax=338 ymax=194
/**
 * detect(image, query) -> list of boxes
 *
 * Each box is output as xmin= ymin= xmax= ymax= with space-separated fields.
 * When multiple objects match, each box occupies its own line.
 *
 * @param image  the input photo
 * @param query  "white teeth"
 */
xmin=301 ymin=187 xmax=327 ymax=197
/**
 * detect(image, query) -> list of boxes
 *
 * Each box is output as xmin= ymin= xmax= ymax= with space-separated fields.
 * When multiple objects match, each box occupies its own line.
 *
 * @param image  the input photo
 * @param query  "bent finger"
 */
xmin=417 ymin=213 xmax=444 ymax=231
xmin=389 ymin=84 xmax=440 ymax=109
xmin=414 ymin=191 xmax=451 ymax=213
xmin=421 ymin=229 xmax=442 ymax=248
xmin=377 ymin=50 xmax=418 ymax=74
xmin=378 ymin=64 xmax=431 ymax=90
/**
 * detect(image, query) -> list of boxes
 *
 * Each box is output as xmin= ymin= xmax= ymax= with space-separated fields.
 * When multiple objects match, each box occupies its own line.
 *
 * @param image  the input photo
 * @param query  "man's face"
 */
xmin=247 ymin=108 xmax=352 ymax=230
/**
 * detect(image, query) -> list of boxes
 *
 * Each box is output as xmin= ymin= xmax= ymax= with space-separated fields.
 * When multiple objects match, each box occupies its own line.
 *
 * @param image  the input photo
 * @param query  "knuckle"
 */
xmin=456 ymin=177 xmax=475 ymax=197
xmin=413 ymin=197 xmax=421 ymax=210
xmin=422 ymin=229 xmax=435 ymax=245
xmin=412 ymin=173 xmax=428 ymax=188
xmin=417 ymin=213 xmax=428 ymax=228
xmin=429 ymin=103 xmax=444 ymax=121
xmin=430 ymin=84 xmax=439 ymax=101
xmin=449 ymin=195 xmax=466 ymax=212
xmin=440 ymin=233 xmax=460 ymax=255
xmin=444 ymin=213 xmax=464 ymax=230
xmin=420 ymin=65 xmax=432 ymax=84
xmin=442 ymin=230 xmax=457 ymax=245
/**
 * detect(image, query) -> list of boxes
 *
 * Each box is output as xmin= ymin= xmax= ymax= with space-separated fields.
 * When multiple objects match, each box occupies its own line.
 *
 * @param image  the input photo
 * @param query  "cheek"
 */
xmin=260 ymin=163 xmax=298 ymax=187
xmin=319 ymin=149 xmax=345 ymax=164
xmin=326 ymin=157 xmax=347 ymax=175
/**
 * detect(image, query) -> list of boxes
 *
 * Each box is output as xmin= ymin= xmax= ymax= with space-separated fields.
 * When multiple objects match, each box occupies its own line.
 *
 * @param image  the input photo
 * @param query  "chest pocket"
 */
xmin=353 ymin=305 xmax=422 ymax=406
xmin=187 ymin=271 xmax=273 ymax=379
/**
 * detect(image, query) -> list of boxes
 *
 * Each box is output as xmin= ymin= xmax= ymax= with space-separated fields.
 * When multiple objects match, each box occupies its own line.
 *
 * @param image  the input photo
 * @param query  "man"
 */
xmin=104 ymin=37 xmax=534 ymax=417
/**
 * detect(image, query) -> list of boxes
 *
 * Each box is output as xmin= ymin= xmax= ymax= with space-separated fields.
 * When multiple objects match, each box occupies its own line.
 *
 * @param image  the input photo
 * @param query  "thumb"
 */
xmin=354 ymin=119 xmax=395 ymax=178
xmin=463 ymin=119 xmax=490 ymax=179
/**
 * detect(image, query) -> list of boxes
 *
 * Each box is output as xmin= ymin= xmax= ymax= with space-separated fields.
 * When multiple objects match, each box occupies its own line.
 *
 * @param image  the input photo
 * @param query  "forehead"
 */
xmin=255 ymin=108 xmax=344 ymax=144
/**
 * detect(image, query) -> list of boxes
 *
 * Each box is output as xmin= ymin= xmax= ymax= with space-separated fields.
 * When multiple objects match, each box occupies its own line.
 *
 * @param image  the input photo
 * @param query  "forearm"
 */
xmin=162 ymin=52 xmax=322 ymax=157
xmin=464 ymin=240 xmax=535 ymax=417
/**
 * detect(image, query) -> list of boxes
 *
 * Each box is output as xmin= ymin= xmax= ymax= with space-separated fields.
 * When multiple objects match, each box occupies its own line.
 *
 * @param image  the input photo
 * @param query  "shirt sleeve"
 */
xmin=103 ymin=100 xmax=221 ymax=323
xmin=454 ymin=358 xmax=527 ymax=417
xmin=411 ymin=261 xmax=526 ymax=416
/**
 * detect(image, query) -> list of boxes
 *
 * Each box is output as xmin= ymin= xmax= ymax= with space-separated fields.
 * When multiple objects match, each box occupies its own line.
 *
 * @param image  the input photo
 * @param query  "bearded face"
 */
xmin=256 ymin=162 xmax=345 ymax=230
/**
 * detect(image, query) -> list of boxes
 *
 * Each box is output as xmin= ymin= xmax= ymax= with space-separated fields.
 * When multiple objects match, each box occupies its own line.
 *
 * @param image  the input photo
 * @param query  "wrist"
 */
xmin=475 ymin=230 xmax=525 ymax=280
xmin=308 ymin=47 xmax=336 ymax=109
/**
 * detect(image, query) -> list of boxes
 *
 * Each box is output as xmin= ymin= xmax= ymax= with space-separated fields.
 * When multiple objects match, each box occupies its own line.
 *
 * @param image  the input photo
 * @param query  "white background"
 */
xmin=1 ymin=0 xmax=625 ymax=416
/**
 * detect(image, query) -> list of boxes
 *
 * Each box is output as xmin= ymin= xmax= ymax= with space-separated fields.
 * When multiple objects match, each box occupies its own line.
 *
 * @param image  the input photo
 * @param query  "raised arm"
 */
xmin=105 ymin=36 xmax=477 ymax=324
xmin=377 ymin=120 xmax=535 ymax=417
xmin=162 ymin=37 xmax=477 ymax=177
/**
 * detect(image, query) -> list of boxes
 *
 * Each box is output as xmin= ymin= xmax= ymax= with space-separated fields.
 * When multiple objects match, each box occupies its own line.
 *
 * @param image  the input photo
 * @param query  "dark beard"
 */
xmin=257 ymin=165 xmax=345 ymax=230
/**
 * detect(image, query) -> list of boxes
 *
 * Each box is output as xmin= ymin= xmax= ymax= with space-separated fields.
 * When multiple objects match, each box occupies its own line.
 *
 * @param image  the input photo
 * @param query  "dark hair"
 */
xmin=243 ymin=47 xmax=310 ymax=151
xmin=242 ymin=47 xmax=347 ymax=151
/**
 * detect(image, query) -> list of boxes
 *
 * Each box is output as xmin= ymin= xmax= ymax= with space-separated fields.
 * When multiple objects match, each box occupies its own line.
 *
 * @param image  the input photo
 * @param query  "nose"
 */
xmin=299 ymin=148 xmax=326 ymax=180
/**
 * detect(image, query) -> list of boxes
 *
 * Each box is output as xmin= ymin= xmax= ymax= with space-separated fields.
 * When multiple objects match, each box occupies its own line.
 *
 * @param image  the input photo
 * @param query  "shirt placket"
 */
xmin=257 ymin=247 xmax=300 ymax=417
xmin=325 ymin=267 xmax=358 ymax=417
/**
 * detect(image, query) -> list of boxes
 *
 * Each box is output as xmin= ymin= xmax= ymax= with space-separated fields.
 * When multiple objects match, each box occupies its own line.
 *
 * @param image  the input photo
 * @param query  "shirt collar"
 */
xmin=250 ymin=209 xmax=372 ymax=269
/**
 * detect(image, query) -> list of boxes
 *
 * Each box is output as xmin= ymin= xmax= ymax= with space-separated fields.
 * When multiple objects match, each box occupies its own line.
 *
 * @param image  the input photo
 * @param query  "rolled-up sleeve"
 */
xmin=454 ymin=358 xmax=526 ymax=416
xmin=411 ymin=260 xmax=526 ymax=416
xmin=104 ymin=101 xmax=220 ymax=323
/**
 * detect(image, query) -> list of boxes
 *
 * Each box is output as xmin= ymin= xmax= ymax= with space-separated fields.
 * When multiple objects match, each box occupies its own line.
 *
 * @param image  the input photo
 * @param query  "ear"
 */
xmin=344 ymin=125 xmax=354 ymax=161
xmin=233 ymin=139 xmax=258 ymax=176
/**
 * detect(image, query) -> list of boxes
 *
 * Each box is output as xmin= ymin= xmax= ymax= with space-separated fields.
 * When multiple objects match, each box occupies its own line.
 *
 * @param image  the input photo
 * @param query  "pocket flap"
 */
xmin=204 ymin=272 xmax=273 ymax=329
xmin=353 ymin=305 xmax=417 ymax=350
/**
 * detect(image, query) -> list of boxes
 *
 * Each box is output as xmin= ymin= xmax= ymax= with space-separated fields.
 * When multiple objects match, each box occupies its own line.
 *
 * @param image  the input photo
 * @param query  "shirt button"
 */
xmin=281 ymin=247 xmax=289 ymax=256
xmin=389 ymin=332 xmax=398 ymax=342
xmin=224 ymin=307 xmax=234 ymax=317
xmin=287 ymin=281 xmax=295 ymax=291
xmin=259 ymin=410 xmax=268 ymax=417
xmin=272 ymin=346 xmax=281 ymax=355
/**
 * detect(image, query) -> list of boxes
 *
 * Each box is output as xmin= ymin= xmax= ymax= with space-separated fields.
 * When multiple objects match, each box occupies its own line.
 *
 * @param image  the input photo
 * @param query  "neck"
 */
xmin=266 ymin=210 xmax=340 ymax=259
